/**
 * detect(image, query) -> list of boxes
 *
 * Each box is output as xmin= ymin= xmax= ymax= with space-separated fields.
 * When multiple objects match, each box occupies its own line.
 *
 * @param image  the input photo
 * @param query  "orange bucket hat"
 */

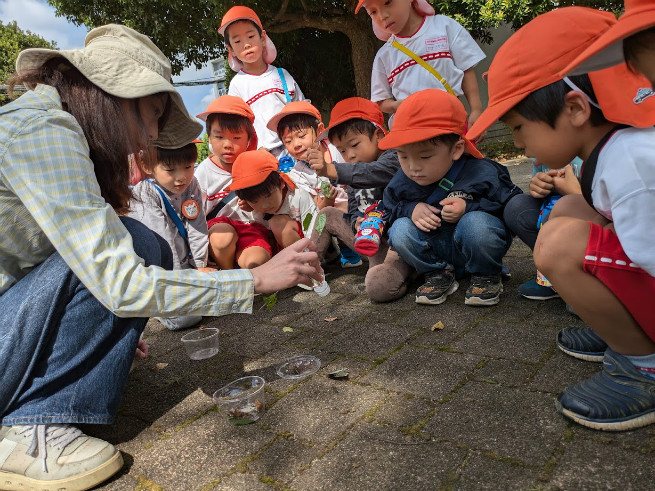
xmin=225 ymin=150 xmax=295 ymax=192
xmin=318 ymin=97 xmax=387 ymax=141
xmin=218 ymin=6 xmax=277 ymax=71
xmin=378 ymin=89 xmax=482 ymax=158
xmin=467 ymin=7 xmax=655 ymax=141
xmin=196 ymin=95 xmax=258 ymax=151
xmin=564 ymin=0 xmax=655 ymax=74
xmin=355 ymin=0 xmax=434 ymax=41
xmin=266 ymin=100 xmax=322 ymax=134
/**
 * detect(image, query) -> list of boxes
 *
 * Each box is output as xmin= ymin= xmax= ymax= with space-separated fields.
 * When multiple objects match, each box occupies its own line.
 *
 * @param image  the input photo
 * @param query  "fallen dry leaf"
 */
xmin=430 ymin=321 xmax=445 ymax=331
xmin=324 ymin=317 xmax=338 ymax=322
xmin=153 ymin=363 xmax=168 ymax=371
xmin=282 ymin=326 xmax=294 ymax=333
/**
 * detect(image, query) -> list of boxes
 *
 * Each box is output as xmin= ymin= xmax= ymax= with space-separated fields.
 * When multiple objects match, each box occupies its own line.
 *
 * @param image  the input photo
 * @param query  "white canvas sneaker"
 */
xmin=0 ymin=424 xmax=123 ymax=491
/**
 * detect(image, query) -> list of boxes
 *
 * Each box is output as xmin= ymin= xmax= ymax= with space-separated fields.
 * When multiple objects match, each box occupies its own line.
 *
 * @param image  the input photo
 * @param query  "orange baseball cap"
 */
xmin=224 ymin=150 xmax=295 ymax=192
xmin=318 ymin=97 xmax=387 ymax=141
xmin=466 ymin=6 xmax=655 ymax=140
xmin=378 ymin=89 xmax=482 ymax=158
xmin=218 ymin=6 xmax=277 ymax=71
xmin=564 ymin=0 xmax=655 ymax=75
xmin=266 ymin=100 xmax=322 ymax=134
xmin=196 ymin=95 xmax=258 ymax=151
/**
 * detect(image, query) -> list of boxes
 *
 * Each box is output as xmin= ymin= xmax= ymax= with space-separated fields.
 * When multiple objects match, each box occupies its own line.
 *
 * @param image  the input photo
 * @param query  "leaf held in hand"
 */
xmin=302 ymin=213 xmax=313 ymax=232
xmin=430 ymin=321 xmax=445 ymax=331
xmin=320 ymin=180 xmax=331 ymax=198
xmin=315 ymin=213 xmax=327 ymax=235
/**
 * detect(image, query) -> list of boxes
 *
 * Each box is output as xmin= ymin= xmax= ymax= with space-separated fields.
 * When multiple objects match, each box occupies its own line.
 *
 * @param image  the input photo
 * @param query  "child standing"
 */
xmin=308 ymin=97 xmax=413 ymax=302
xmin=129 ymin=143 xmax=208 ymax=330
xmin=226 ymin=150 xmax=320 ymax=250
xmin=220 ymin=6 xmax=305 ymax=158
xmin=467 ymin=6 xmax=655 ymax=430
xmin=267 ymin=101 xmax=361 ymax=268
xmin=357 ymin=0 xmax=485 ymax=129
xmin=195 ymin=95 xmax=274 ymax=270
xmin=380 ymin=89 xmax=520 ymax=306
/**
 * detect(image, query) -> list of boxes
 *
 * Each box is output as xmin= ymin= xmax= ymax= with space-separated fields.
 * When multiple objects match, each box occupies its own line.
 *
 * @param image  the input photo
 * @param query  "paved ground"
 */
xmin=92 ymin=159 xmax=655 ymax=490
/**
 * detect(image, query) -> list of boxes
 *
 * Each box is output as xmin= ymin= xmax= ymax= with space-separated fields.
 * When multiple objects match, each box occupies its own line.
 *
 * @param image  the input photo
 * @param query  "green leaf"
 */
xmin=320 ymin=180 xmax=331 ymax=198
xmin=328 ymin=369 xmax=349 ymax=380
xmin=315 ymin=213 xmax=326 ymax=235
xmin=302 ymin=213 xmax=313 ymax=232
xmin=262 ymin=292 xmax=278 ymax=310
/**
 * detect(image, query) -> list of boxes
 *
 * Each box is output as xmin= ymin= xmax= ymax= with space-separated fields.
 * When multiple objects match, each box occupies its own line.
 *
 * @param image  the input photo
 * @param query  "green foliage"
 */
xmin=196 ymin=133 xmax=209 ymax=163
xmin=0 ymin=21 xmax=56 ymax=105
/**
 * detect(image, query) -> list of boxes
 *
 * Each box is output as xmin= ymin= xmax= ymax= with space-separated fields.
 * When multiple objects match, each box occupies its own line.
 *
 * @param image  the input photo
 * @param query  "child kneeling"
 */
xmin=380 ymin=89 xmax=521 ymax=306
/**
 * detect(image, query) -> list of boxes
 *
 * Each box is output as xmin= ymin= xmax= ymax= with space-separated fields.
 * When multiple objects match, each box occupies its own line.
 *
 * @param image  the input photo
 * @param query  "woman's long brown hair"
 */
xmin=9 ymin=58 xmax=158 ymax=214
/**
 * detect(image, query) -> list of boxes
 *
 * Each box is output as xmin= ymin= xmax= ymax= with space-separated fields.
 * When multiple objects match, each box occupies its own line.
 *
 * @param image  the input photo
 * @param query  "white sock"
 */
xmin=625 ymin=352 xmax=655 ymax=380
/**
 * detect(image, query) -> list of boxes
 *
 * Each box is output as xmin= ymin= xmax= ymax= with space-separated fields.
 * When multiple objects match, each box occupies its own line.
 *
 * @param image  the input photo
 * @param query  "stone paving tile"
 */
xmin=453 ymin=454 xmax=540 ymax=490
xmin=530 ymin=351 xmax=600 ymax=394
xmin=289 ymin=423 xmax=467 ymax=490
xmin=425 ymin=381 xmax=567 ymax=465
xmin=449 ymin=318 xmax=555 ymax=362
xmin=262 ymin=376 xmax=387 ymax=445
xmin=320 ymin=321 xmax=419 ymax=360
xmin=551 ymin=437 xmax=655 ymax=490
xmin=214 ymin=473 xmax=274 ymax=490
xmin=130 ymin=412 xmax=273 ymax=490
xmin=360 ymin=345 xmax=484 ymax=398
xmin=247 ymin=437 xmax=320 ymax=485
xmin=473 ymin=359 xmax=538 ymax=386
xmin=370 ymin=393 xmax=436 ymax=427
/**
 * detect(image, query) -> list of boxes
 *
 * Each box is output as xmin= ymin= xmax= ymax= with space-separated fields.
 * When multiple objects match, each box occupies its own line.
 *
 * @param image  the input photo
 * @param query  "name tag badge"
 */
xmin=181 ymin=199 xmax=200 ymax=219
xmin=426 ymin=36 xmax=448 ymax=53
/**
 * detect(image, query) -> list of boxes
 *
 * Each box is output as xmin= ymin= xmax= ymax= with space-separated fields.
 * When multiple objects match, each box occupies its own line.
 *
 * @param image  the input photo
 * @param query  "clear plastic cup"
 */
xmin=180 ymin=327 xmax=219 ymax=360
xmin=213 ymin=376 xmax=266 ymax=424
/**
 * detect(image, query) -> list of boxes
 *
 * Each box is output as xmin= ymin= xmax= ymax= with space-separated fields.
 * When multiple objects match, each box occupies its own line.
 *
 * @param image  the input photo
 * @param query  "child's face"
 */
xmin=396 ymin=139 xmax=464 ymax=186
xmin=503 ymin=110 xmax=579 ymax=169
xmin=246 ymin=182 xmax=285 ymax=214
xmin=331 ymin=128 xmax=383 ymax=164
xmin=209 ymin=123 xmax=250 ymax=167
xmin=630 ymin=49 xmax=655 ymax=89
xmin=364 ymin=0 xmax=416 ymax=37
xmin=151 ymin=161 xmax=195 ymax=195
xmin=280 ymin=126 xmax=319 ymax=161
xmin=226 ymin=20 xmax=266 ymax=67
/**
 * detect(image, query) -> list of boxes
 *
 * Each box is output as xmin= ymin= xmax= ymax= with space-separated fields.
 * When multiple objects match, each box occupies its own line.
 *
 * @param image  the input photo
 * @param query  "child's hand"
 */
xmin=529 ymin=170 xmax=557 ymax=198
xmin=238 ymin=198 xmax=254 ymax=212
xmin=308 ymin=144 xmax=329 ymax=176
xmin=354 ymin=217 xmax=364 ymax=232
xmin=135 ymin=338 xmax=149 ymax=359
xmin=315 ymin=185 xmax=338 ymax=209
xmin=439 ymin=197 xmax=466 ymax=223
xmin=411 ymin=202 xmax=442 ymax=232
xmin=552 ymin=165 xmax=581 ymax=196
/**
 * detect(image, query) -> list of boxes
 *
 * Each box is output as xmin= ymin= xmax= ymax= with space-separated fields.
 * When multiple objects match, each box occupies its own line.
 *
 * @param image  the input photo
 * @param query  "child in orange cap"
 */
xmin=356 ymin=0 xmax=485 ymax=131
xmin=307 ymin=97 xmax=412 ymax=302
xmin=380 ymin=89 xmax=520 ymax=307
xmin=226 ymin=151 xmax=320 ymax=259
xmin=219 ymin=6 xmax=305 ymax=158
xmin=563 ymin=0 xmax=655 ymax=89
xmin=267 ymin=101 xmax=361 ymax=268
xmin=195 ymin=95 xmax=274 ymax=271
xmin=467 ymin=6 xmax=655 ymax=431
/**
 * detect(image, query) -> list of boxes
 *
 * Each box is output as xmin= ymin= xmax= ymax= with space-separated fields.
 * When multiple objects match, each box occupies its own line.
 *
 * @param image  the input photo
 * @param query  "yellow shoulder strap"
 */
xmin=391 ymin=40 xmax=456 ymax=96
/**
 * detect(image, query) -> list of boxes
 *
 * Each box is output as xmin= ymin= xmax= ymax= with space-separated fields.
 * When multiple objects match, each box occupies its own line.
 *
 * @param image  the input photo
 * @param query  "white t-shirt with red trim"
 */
xmin=370 ymin=15 xmax=485 ymax=103
xmin=592 ymin=127 xmax=655 ymax=276
xmin=252 ymin=187 xmax=319 ymax=238
xmin=194 ymin=156 xmax=254 ymax=223
xmin=228 ymin=65 xmax=305 ymax=155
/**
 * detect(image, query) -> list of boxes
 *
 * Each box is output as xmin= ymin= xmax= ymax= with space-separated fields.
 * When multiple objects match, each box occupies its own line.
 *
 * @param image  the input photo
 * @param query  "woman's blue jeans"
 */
xmin=387 ymin=211 xmax=512 ymax=277
xmin=0 ymin=217 xmax=172 ymax=425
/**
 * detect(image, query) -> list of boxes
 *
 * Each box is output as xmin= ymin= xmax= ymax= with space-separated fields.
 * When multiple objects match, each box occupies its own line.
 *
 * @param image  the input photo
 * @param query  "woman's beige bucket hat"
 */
xmin=15 ymin=23 xmax=202 ymax=149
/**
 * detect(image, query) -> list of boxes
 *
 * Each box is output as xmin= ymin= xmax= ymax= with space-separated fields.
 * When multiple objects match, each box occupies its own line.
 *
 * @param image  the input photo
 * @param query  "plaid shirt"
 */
xmin=0 ymin=85 xmax=253 ymax=317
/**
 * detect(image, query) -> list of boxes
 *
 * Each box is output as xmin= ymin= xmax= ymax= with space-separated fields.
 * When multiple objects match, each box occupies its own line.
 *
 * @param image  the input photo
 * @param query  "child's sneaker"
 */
xmin=518 ymin=278 xmax=559 ymax=300
xmin=556 ymin=326 xmax=607 ymax=362
xmin=415 ymin=270 xmax=458 ymax=305
xmin=465 ymin=274 xmax=503 ymax=306
xmin=339 ymin=245 xmax=363 ymax=268
xmin=0 ymin=424 xmax=123 ymax=490
xmin=501 ymin=263 xmax=511 ymax=281
xmin=556 ymin=348 xmax=655 ymax=431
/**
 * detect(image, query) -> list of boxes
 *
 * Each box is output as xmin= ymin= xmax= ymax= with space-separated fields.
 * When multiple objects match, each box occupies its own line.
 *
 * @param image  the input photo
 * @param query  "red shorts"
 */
xmin=584 ymin=222 xmax=655 ymax=342
xmin=207 ymin=217 xmax=274 ymax=257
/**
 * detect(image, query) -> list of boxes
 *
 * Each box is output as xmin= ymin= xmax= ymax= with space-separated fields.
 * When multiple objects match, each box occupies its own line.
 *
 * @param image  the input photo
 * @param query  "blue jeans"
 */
xmin=503 ymin=193 xmax=543 ymax=250
xmin=387 ymin=211 xmax=512 ymax=277
xmin=0 ymin=217 xmax=172 ymax=425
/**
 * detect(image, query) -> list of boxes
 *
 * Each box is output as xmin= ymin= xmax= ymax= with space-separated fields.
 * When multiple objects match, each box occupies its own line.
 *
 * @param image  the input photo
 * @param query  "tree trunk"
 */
xmin=265 ymin=12 xmax=378 ymax=98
